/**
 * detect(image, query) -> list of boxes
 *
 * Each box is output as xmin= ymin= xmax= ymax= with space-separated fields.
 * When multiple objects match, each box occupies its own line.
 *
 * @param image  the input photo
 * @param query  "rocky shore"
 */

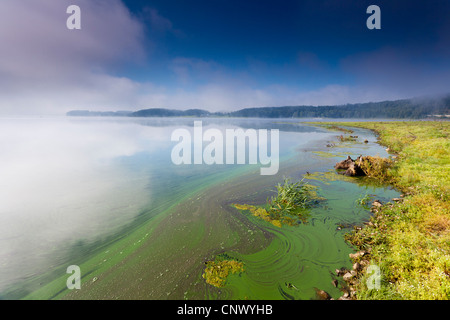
xmin=314 ymin=154 xmax=398 ymax=300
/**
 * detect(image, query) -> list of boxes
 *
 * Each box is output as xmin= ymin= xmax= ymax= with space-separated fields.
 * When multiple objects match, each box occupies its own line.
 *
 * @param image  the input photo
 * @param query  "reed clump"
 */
xmin=233 ymin=178 xmax=320 ymax=227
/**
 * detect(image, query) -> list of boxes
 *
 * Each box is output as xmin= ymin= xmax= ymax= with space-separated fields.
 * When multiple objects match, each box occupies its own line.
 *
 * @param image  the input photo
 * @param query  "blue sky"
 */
xmin=0 ymin=0 xmax=449 ymax=114
xmin=120 ymin=0 xmax=449 ymax=88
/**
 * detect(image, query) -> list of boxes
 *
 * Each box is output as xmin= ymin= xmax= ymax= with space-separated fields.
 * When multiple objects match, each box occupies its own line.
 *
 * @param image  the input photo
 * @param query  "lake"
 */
xmin=0 ymin=117 xmax=399 ymax=299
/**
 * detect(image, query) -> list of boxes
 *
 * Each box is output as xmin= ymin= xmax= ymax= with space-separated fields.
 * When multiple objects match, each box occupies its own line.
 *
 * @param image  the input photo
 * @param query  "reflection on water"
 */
xmin=0 ymin=117 xmax=166 ymax=291
xmin=0 ymin=116 xmax=392 ymax=296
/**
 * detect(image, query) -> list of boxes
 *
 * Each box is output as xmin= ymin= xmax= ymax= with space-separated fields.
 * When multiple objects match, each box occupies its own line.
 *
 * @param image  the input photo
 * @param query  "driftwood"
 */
xmin=334 ymin=156 xmax=365 ymax=177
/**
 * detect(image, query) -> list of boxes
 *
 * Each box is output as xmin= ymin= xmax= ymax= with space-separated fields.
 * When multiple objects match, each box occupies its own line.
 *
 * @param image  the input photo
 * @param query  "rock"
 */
xmin=314 ymin=288 xmax=332 ymax=300
xmin=372 ymin=200 xmax=383 ymax=207
xmin=353 ymin=262 xmax=360 ymax=271
xmin=338 ymin=288 xmax=352 ymax=300
xmin=392 ymin=198 xmax=403 ymax=202
xmin=336 ymin=267 xmax=350 ymax=276
xmin=349 ymin=250 xmax=367 ymax=260
xmin=343 ymin=272 xmax=353 ymax=281
xmin=364 ymin=139 xmax=369 ymax=143
xmin=360 ymin=259 xmax=370 ymax=267
xmin=332 ymin=279 xmax=339 ymax=287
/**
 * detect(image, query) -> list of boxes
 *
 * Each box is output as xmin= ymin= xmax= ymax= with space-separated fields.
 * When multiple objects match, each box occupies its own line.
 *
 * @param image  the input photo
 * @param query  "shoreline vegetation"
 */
xmin=313 ymin=121 xmax=449 ymax=299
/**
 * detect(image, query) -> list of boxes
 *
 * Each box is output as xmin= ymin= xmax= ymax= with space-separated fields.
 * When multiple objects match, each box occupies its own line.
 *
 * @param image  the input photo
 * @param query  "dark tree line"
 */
xmin=226 ymin=97 xmax=450 ymax=119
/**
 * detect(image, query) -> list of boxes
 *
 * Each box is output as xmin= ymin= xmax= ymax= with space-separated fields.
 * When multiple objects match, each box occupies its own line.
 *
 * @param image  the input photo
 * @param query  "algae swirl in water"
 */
xmin=203 ymin=178 xmax=321 ymax=289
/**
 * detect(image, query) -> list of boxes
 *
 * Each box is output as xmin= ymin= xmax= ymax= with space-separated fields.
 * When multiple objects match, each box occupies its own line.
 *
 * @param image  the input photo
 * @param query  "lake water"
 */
xmin=0 ymin=117 xmax=399 ymax=299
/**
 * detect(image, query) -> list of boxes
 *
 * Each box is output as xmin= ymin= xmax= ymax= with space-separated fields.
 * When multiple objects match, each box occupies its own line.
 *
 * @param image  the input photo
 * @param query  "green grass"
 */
xmin=317 ymin=121 xmax=449 ymax=300
xmin=268 ymin=178 xmax=317 ymax=217
xmin=355 ymin=193 xmax=374 ymax=207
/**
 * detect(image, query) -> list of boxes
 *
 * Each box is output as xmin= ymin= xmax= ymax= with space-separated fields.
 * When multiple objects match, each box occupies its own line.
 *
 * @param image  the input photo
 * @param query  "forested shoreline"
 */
xmin=67 ymin=95 xmax=450 ymax=119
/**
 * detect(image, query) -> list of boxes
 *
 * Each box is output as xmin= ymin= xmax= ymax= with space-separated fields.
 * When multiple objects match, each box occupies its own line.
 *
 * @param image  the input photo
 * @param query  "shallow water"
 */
xmin=0 ymin=117 xmax=399 ymax=299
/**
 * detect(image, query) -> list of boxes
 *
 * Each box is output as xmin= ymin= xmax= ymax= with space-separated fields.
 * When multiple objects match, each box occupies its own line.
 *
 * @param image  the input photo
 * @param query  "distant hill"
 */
xmin=67 ymin=95 xmax=450 ymax=119
xmin=66 ymin=110 xmax=133 ymax=117
xmin=129 ymin=108 xmax=210 ymax=117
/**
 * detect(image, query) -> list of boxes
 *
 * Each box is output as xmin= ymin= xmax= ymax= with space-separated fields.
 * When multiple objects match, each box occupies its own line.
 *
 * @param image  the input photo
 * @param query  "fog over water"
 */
xmin=0 ymin=116 xmax=352 ymax=294
xmin=0 ymin=117 xmax=175 ymax=291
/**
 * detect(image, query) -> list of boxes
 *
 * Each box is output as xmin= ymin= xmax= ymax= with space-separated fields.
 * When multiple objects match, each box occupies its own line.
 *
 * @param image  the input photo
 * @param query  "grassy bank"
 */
xmin=319 ymin=121 xmax=449 ymax=299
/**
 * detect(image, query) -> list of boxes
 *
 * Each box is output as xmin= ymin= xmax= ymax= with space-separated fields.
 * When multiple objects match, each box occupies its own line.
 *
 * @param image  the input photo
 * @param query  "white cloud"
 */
xmin=0 ymin=0 xmax=145 ymax=115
